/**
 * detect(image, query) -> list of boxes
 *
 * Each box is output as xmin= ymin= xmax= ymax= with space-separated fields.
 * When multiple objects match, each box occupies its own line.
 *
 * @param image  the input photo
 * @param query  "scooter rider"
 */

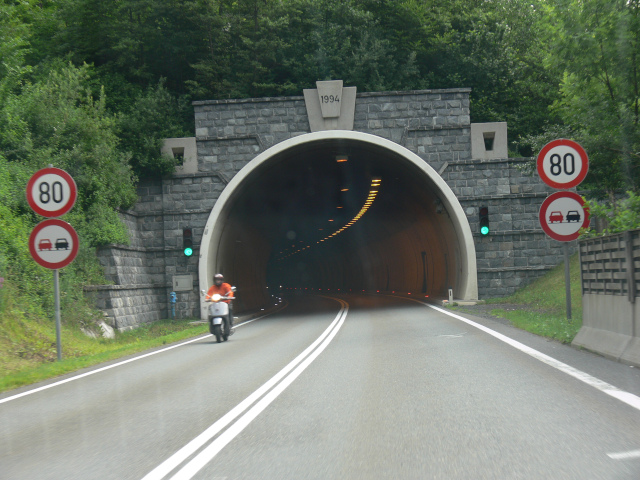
xmin=206 ymin=273 xmax=234 ymax=333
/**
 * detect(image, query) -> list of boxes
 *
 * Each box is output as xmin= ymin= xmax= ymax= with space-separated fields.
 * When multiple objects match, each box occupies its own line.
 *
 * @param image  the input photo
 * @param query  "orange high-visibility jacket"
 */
xmin=206 ymin=283 xmax=234 ymax=303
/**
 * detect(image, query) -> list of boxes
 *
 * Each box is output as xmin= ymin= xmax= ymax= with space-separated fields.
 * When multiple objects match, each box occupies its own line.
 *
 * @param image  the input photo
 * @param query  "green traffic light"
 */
xmin=184 ymin=247 xmax=193 ymax=257
xmin=480 ymin=225 xmax=489 ymax=235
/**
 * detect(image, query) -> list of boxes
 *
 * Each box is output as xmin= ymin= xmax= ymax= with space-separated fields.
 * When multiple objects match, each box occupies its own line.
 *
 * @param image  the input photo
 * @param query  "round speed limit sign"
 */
xmin=26 ymin=167 xmax=77 ymax=217
xmin=536 ymin=139 xmax=589 ymax=189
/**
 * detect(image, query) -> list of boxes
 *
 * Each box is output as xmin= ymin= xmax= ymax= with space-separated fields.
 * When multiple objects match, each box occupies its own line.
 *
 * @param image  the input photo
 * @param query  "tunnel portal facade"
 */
xmin=90 ymin=86 xmax=571 ymax=328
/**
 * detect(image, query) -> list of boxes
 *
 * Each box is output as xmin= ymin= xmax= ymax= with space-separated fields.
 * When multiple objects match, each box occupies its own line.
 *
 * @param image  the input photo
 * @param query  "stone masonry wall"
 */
xmin=442 ymin=159 xmax=577 ymax=297
xmin=91 ymin=88 xmax=570 ymax=327
xmin=86 ymin=175 xmax=227 ymax=327
xmin=85 ymin=285 xmax=167 ymax=330
xmin=191 ymin=89 xmax=570 ymax=299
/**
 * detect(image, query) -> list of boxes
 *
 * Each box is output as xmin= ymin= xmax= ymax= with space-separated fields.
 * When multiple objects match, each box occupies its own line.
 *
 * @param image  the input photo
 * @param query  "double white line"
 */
xmin=142 ymin=297 xmax=349 ymax=480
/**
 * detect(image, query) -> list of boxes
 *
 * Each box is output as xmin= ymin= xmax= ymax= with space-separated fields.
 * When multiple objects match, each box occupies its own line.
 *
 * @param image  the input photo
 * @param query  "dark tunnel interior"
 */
xmin=212 ymin=139 xmax=465 ymax=312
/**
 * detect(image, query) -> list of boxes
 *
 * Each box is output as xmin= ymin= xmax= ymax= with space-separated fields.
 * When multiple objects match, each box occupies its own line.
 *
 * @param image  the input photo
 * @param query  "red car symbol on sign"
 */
xmin=38 ymin=239 xmax=53 ymax=251
xmin=548 ymin=211 xmax=563 ymax=223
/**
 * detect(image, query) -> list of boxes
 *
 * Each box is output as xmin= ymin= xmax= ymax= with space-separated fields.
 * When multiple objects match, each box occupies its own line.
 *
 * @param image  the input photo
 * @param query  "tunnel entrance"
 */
xmin=199 ymin=132 xmax=477 ymax=317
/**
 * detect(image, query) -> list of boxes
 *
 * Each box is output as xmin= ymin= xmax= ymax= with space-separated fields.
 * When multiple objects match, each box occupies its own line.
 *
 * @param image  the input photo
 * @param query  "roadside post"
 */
xmin=536 ymin=140 xmax=590 ymax=321
xmin=170 ymin=291 xmax=177 ymax=319
xmin=26 ymin=167 xmax=78 ymax=361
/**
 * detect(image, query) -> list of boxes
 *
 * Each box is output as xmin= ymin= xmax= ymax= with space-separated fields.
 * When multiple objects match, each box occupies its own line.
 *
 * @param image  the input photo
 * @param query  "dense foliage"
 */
xmin=524 ymin=0 xmax=640 ymax=196
xmin=583 ymin=191 xmax=640 ymax=236
xmin=0 ymin=0 xmax=638 ymax=347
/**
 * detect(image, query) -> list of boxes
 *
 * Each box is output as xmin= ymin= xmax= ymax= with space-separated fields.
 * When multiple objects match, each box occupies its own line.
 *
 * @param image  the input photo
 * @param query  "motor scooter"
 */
xmin=201 ymin=288 xmax=236 ymax=343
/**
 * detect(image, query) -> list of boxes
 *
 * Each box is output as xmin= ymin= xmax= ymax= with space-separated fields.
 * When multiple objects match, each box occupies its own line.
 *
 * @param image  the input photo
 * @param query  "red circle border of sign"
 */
xmin=539 ymin=191 xmax=590 ymax=242
xmin=26 ymin=167 xmax=77 ymax=217
xmin=29 ymin=219 xmax=79 ymax=269
xmin=536 ymin=138 xmax=589 ymax=189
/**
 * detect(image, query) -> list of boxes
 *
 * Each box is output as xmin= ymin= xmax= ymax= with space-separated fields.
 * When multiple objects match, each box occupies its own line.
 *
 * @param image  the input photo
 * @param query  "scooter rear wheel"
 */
xmin=222 ymin=321 xmax=229 ymax=341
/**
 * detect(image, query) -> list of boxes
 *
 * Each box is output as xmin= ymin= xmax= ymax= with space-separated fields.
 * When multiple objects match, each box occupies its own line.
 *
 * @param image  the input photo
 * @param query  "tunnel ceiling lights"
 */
xmin=277 ymin=178 xmax=382 ymax=261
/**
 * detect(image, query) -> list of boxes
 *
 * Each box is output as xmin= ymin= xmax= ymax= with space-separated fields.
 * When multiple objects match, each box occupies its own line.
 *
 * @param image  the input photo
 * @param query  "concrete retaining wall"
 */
xmin=573 ymin=230 xmax=640 ymax=366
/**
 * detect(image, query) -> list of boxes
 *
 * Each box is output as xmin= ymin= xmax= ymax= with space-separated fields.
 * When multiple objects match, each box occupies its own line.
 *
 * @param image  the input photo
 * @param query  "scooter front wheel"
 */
xmin=212 ymin=324 xmax=222 ymax=343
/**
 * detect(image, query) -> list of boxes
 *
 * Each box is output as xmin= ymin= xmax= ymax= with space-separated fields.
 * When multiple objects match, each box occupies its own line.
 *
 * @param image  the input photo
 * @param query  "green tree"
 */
xmin=0 ymin=61 xmax=136 ymax=245
xmin=0 ymin=0 xmax=34 ymax=104
xmin=118 ymin=80 xmax=192 ymax=178
xmin=583 ymin=191 xmax=640 ymax=236
xmin=25 ymin=0 xmax=561 ymax=152
xmin=382 ymin=0 xmax=561 ymax=152
xmin=48 ymin=0 xmax=201 ymax=93
xmin=542 ymin=0 xmax=640 ymax=197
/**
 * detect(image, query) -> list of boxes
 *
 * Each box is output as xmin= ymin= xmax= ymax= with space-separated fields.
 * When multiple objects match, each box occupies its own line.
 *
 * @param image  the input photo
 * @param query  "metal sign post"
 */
xmin=53 ymin=269 xmax=62 ymax=361
xmin=564 ymin=243 xmax=572 ymax=321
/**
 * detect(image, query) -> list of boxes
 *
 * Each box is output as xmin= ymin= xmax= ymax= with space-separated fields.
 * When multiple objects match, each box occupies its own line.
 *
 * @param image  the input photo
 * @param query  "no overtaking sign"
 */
xmin=28 ymin=219 xmax=79 ymax=270
xmin=539 ymin=191 xmax=590 ymax=242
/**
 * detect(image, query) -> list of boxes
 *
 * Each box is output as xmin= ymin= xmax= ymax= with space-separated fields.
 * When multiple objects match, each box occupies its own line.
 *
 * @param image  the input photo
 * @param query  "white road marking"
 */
xmin=234 ymin=303 xmax=286 ymax=329
xmin=0 ymin=306 xmax=286 ymax=405
xmin=409 ymin=299 xmax=640 ymax=413
xmin=142 ymin=298 xmax=349 ymax=480
xmin=607 ymin=449 xmax=640 ymax=460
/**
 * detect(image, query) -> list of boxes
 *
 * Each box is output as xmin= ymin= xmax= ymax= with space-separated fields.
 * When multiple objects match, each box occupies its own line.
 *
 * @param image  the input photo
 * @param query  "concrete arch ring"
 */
xmin=198 ymin=130 xmax=478 ymax=318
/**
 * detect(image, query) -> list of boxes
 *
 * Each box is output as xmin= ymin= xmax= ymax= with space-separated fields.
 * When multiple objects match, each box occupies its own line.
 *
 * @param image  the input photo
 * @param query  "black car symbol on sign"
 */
xmin=566 ymin=210 xmax=581 ymax=222
xmin=55 ymin=238 xmax=69 ymax=250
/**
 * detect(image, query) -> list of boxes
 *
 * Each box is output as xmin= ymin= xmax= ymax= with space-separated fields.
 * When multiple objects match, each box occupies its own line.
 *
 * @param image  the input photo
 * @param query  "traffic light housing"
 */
xmin=182 ymin=227 xmax=194 ymax=256
xmin=479 ymin=206 xmax=489 ymax=235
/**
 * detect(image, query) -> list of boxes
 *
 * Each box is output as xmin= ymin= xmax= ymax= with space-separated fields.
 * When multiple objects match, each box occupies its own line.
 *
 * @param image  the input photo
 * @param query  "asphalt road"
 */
xmin=1 ymin=294 xmax=640 ymax=479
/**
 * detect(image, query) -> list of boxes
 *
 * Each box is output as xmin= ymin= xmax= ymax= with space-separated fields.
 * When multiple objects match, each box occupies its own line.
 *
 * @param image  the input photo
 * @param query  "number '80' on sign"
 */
xmin=26 ymin=167 xmax=77 ymax=218
xmin=536 ymin=138 xmax=589 ymax=189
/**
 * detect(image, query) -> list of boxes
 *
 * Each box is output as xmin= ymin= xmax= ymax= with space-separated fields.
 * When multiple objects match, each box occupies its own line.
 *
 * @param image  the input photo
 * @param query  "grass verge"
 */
xmin=0 ymin=315 xmax=207 ymax=394
xmin=487 ymin=308 xmax=581 ymax=344
xmin=451 ymin=254 xmax=582 ymax=344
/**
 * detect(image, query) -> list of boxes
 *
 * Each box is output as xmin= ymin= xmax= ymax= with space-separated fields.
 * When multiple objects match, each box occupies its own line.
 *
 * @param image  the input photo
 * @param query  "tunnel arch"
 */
xmin=198 ymin=130 xmax=478 ymax=318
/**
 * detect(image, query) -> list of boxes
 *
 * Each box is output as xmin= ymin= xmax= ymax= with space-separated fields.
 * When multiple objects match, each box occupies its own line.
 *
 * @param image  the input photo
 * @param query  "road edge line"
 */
xmin=0 ymin=304 xmax=288 ymax=405
xmin=396 ymin=296 xmax=640 ymax=413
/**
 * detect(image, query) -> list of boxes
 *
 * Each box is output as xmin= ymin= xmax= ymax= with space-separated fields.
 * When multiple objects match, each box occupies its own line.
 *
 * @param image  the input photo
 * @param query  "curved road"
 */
xmin=1 ymin=294 xmax=640 ymax=479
